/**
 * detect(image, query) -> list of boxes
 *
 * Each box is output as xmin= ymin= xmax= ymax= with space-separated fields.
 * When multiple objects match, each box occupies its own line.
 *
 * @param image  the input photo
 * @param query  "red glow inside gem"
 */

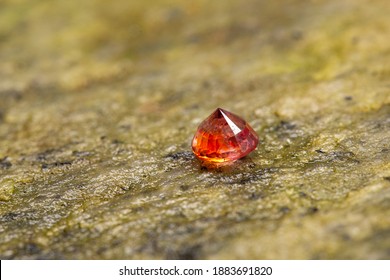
xmin=192 ymin=108 xmax=259 ymax=163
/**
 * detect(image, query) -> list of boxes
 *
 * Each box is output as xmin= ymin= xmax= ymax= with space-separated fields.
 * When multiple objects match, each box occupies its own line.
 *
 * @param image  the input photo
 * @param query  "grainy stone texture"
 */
xmin=0 ymin=0 xmax=390 ymax=259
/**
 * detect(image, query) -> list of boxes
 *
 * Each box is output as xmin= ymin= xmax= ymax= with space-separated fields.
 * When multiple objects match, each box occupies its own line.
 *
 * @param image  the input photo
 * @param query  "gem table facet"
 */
xmin=192 ymin=108 xmax=259 ymax=163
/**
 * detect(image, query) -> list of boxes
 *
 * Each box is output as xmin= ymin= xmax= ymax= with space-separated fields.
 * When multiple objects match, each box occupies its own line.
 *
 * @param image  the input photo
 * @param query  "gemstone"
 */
xmin=192 ymin=108 xmax=259 ymax=163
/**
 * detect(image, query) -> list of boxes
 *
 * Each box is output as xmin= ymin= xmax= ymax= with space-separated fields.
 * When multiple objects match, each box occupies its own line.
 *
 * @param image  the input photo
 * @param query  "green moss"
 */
xmin=0 ymin=179 xmax=15 ymax=202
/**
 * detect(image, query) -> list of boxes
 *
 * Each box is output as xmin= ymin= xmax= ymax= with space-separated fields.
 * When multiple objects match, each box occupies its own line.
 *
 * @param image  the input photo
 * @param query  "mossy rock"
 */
xmin=0 ymin=0 xmax=390 ymax=259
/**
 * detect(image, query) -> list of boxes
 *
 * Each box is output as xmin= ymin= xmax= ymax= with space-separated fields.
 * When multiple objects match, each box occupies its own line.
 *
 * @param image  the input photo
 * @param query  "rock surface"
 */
xmin=0 ymin=0 xmax=389 ymax=259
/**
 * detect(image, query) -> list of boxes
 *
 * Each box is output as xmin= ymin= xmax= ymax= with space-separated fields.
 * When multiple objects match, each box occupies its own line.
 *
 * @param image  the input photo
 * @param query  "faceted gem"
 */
xmin=192 ymin=108 xmax=259 ymax=163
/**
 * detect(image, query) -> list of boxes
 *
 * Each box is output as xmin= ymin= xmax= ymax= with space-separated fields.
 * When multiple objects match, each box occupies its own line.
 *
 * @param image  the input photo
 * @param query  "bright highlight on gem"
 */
xmin=192 ymin=108 xmax=259 ymax=163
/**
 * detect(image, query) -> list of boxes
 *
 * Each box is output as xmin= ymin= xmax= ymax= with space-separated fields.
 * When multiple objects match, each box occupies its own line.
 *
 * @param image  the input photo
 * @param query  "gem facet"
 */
xmin=192 ymin=108 xmax=259 ymax=163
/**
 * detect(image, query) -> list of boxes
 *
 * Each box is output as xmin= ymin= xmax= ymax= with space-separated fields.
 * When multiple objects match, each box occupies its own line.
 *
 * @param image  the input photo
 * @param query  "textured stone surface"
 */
xmin=0 ymin=0 xmax=390 ymax=259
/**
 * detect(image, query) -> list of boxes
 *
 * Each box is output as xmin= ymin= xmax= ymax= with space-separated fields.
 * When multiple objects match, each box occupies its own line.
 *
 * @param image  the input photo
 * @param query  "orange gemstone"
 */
xmin=192 ymin=108 xmax=259 ymax=163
